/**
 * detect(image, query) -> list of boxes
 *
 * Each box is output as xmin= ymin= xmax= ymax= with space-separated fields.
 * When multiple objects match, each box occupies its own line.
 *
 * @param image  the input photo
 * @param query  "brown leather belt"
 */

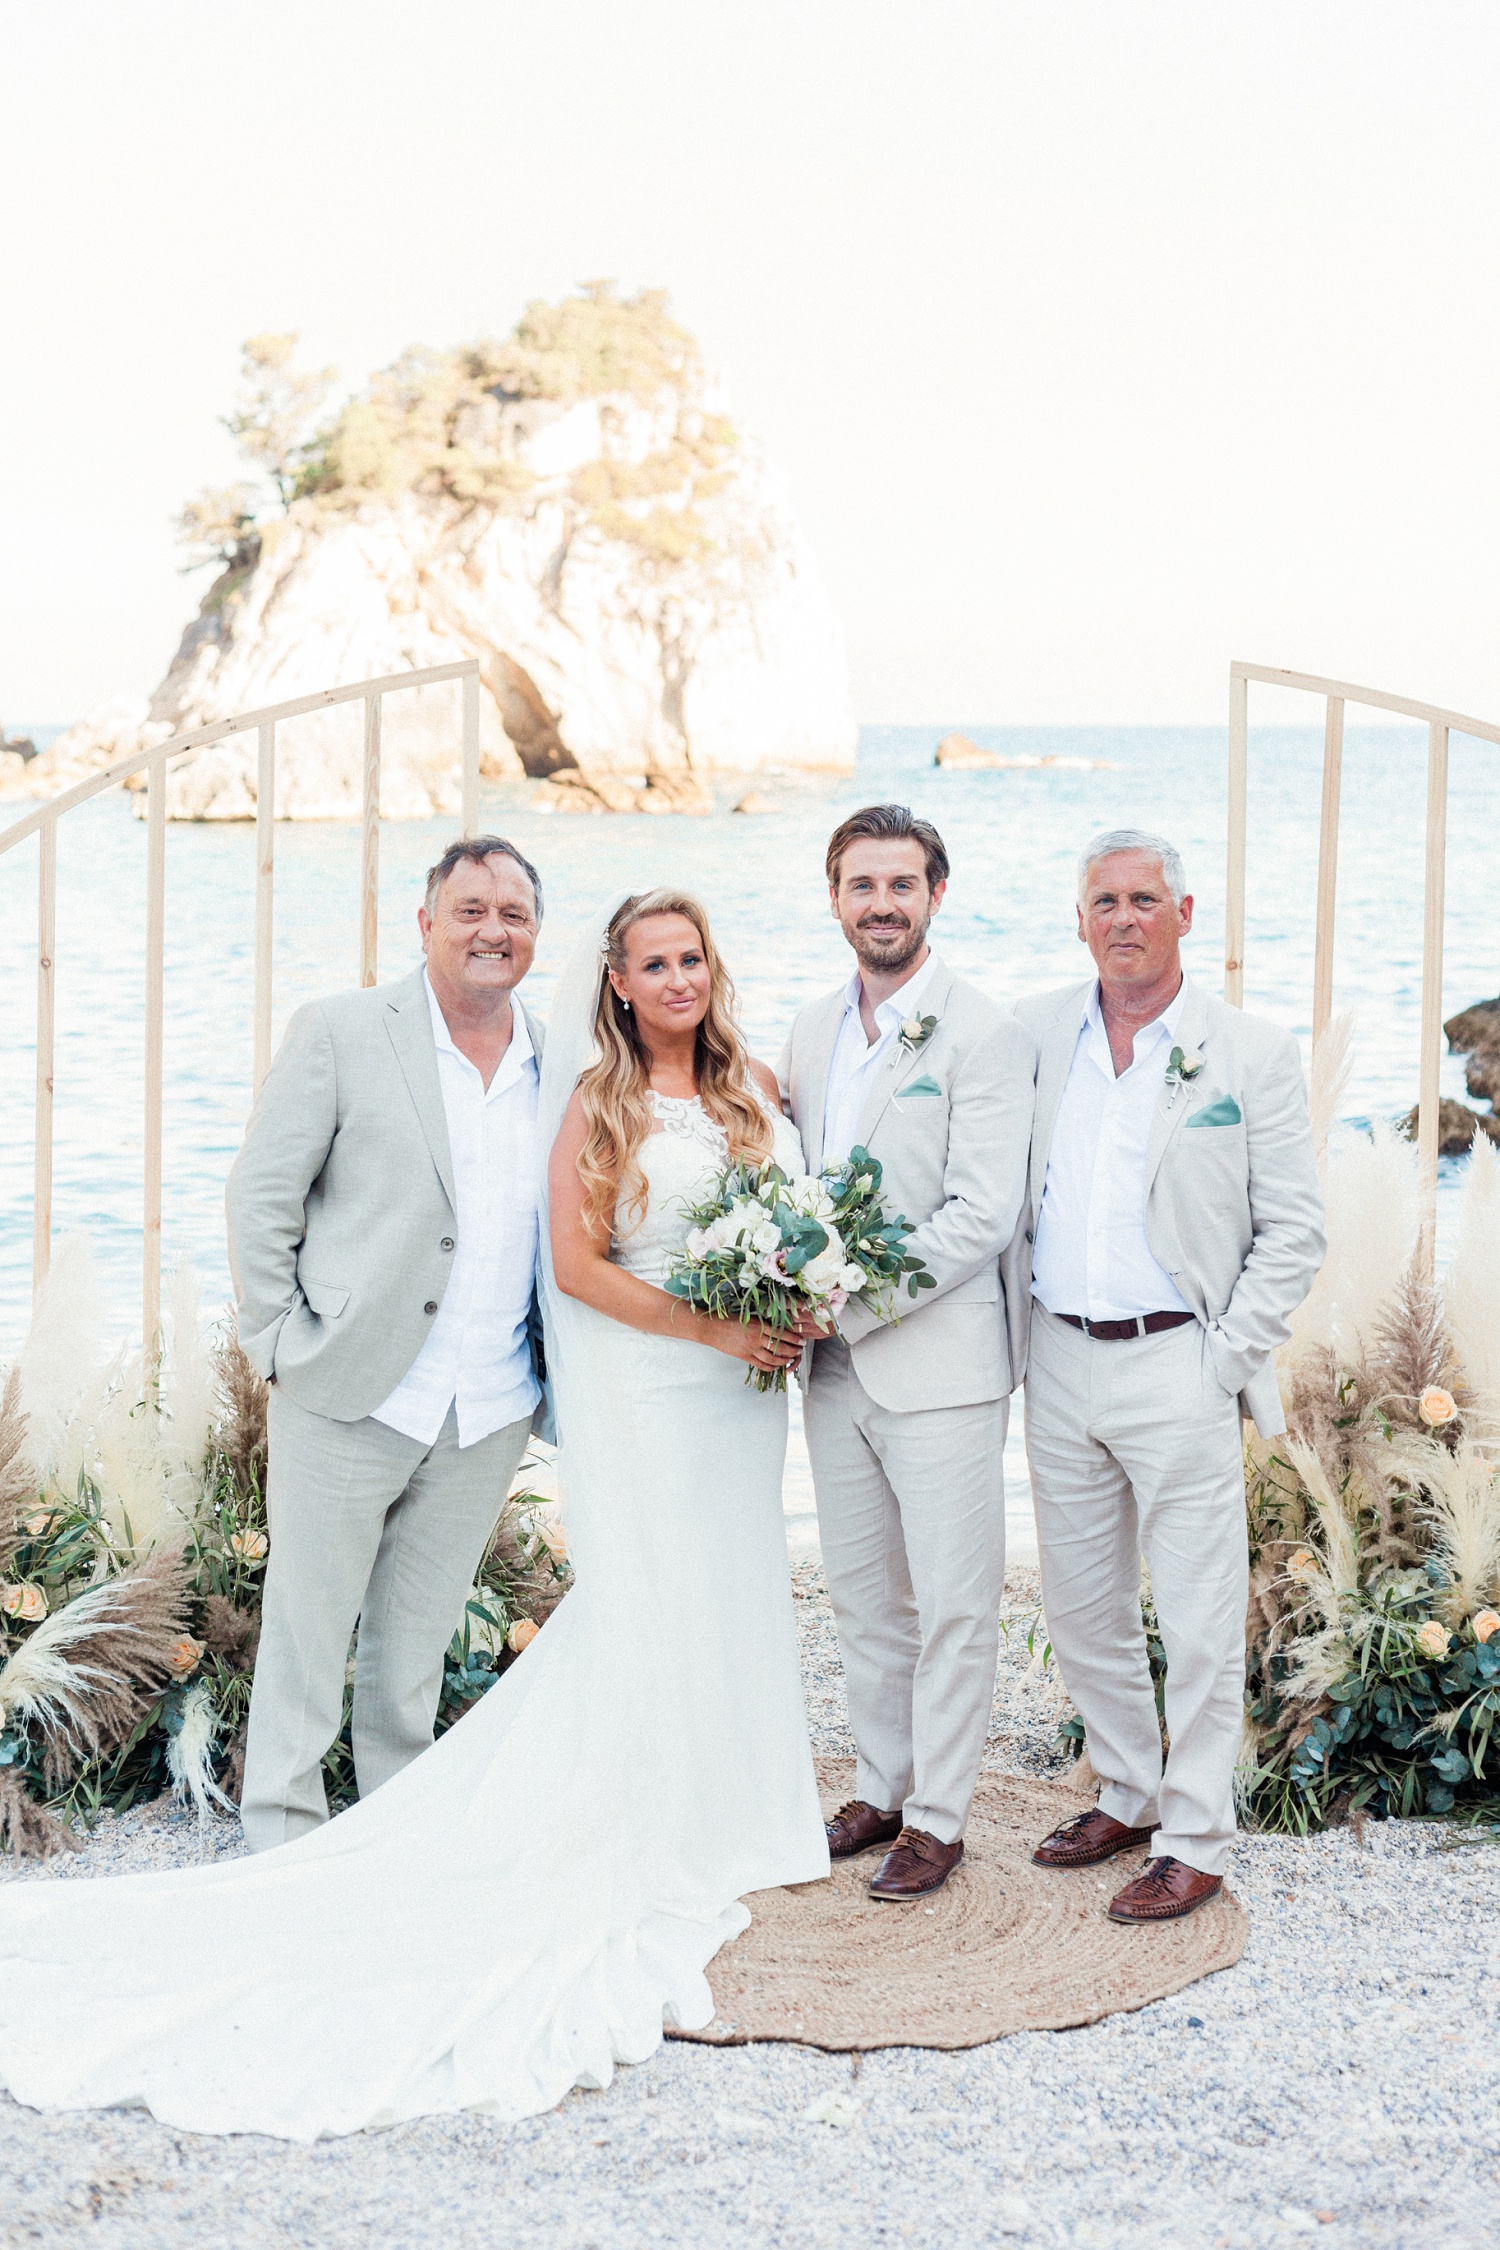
xmin=1053 ymin=1310 xmax=1195 ymax=1342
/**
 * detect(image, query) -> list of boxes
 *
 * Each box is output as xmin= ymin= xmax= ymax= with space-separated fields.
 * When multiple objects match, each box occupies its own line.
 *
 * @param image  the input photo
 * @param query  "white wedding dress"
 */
xmin=0 ymin=1082 xmax=828 ymax=2139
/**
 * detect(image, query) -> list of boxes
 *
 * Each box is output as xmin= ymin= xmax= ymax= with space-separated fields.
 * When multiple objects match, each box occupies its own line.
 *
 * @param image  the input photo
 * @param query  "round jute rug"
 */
xmin=670 ymin=1758 xmax=1248 ymax=2052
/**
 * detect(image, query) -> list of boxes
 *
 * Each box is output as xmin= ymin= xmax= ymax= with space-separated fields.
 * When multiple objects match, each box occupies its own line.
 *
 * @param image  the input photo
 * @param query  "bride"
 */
xmin=0 ymin=888 xmax=829 ymax=2140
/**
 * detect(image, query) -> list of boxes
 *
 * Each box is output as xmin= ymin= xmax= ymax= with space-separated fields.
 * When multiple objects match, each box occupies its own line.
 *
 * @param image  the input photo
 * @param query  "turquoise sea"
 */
xmin=2 ymin=721 xmax=1498 ymax=1354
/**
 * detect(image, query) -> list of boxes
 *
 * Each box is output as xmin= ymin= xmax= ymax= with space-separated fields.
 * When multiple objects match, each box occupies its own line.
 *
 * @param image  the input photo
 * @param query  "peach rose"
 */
xmin=1287 ymin=1548 xmax=1319 ymax=1583
xmin=506 ymin=1617 xmax=540 ymax=1656
xmin=21 ymin=1510 xmax=52 ymax=1540
xmin=536 ymin=1520 xmax=568 ymax=1563
xmin=1473 ymin=1610 xmax=1500 ymax=1644
xmin=1419 ymin=1387 xmax=1458 ymax=1428
xmin=1415 ymin=1621 xmax=1451 ymax=1659
xmin=166 ymin=1635 xmax=205 ymax=1680
xmin=230 ymin=1529 xmax=269 ymax=1562
xmin=2 ymin=1582 xmax=47 ymax=1623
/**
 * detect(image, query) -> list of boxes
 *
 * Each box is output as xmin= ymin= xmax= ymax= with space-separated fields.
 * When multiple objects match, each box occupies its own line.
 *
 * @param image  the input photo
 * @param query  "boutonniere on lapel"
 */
xmin=1164 ymin=1044 xmax=1204 ymax=1103
xmin=898 ymin=1013 xmax=938 ymax=1058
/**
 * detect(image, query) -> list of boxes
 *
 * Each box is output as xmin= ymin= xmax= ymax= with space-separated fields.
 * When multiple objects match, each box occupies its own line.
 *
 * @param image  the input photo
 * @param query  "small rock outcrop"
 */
xmin=935 ymin=732 xmax=1001 ymax=770
xmin=1400 ymin=999 xmax=1500 ymax=1151
xmin=1401 ymin=1097 xmax=1500 ymax=1155
xmin=12 ymin=289 xmax=856 ymax=821
xmin=1445 ymin=998 xmax=1500 ymax=1108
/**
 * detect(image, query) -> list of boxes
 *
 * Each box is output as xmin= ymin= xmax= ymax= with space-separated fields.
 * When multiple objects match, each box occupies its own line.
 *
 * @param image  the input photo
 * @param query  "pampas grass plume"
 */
xmin=1308 ymin=1010 xmax=1355 ymax=1166
xmin=1287 ymin=1121 xmax=1421 ymax=1363
xmin=1417 ymin=1442 xmax=1500 ymax=1627
xmin=167 ymin=1678 xmax=236 ymax=1825
xmin=16 ymin=1235 xmax=112 ymax=1487
xmin=0 ymin=1769 xmax=80 ymax=1859
xmin=0 ymin=1366 xmax=39 ymax=1576
xmin=0 ymin=1546 xmax=191 ymax=1789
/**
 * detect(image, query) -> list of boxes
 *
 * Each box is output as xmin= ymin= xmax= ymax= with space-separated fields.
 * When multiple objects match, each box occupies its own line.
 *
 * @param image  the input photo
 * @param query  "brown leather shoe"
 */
xmin=1032 ymin=1808 xmax=1155 ymax=1870
xmin=1108 ymin=1855 xmax=1223 ymax=1922
xmin=825 ymin=1799 xmax=904 ymax=1859
xmin=868 ymin=1826 xmax=964 ymax=1899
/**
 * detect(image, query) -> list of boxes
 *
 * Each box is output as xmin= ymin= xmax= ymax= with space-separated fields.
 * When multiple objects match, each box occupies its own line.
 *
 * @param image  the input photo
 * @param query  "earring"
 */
xmin=621 ymin=997 xmax=631 ymax=1010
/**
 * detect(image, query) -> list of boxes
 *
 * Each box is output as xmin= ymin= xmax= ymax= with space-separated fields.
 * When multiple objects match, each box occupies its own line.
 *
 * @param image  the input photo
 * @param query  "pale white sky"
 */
xmin=2 ymin=1 xmax=1497 ymax=727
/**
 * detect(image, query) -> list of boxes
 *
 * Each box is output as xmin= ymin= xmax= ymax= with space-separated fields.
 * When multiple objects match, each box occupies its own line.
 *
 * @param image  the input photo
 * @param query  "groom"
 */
xmin=780 ymin=804 xmax=1035 ymax=1898
xmin=226 ymin=835 xmax=550 ymax=1852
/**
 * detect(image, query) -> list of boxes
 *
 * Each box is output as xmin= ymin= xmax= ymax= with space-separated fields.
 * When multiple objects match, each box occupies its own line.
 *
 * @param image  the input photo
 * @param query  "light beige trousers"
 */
xmin=1023 ymin=1306 xmax=1248 ymax=1877
xmin=240 ymin=1389 xmax=532 ymax=1853
xmin=803 ymin=1337 xmax=1008 ymax=1844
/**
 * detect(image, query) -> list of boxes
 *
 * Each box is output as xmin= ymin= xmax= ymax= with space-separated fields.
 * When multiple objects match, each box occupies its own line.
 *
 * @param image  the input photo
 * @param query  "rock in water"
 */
xmin=935 ymin=731 xmax=1001 ymax=770
xmin=1445 ymin=997 xmax=1500 ymax=1108
xmin=1400 ymin=1097 xmax=1500 ymax=1155
xmin=25 ymin=289 xmax=857 ymax=820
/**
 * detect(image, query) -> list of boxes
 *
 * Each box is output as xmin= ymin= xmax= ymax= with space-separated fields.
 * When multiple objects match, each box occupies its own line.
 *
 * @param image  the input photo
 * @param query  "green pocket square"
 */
xmin=897 ymin=1073 xmax=943 ymax=1098
xmin=1185 ymin=1095 xmax=1243 ymax=1128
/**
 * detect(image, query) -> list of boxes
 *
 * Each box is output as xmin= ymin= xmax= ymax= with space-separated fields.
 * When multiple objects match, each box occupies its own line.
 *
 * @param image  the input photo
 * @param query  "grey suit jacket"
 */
xmin=1001 ymin=973 xmax=1325 ymax=1439
xmin=778 ymin=957 xmax=1037 ymax=1414
xmin=225 ymin=966 xmax=550 ymax=1430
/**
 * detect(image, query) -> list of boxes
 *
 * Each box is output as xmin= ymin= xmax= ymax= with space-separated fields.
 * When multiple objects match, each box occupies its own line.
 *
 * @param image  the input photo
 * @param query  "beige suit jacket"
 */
xmin=225 ymin=967 xmax=549 ymax=1427
xmin=1001 ymin=973 xmax=1324 ymax=1439
xmin=778 ymin=957 xmax=1036 ymax=1414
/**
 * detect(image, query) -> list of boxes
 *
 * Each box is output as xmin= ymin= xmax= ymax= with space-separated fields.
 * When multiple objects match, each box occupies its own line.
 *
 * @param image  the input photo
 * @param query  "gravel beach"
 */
xmin=3 ymin=1560 xmax=1497 ymax=2250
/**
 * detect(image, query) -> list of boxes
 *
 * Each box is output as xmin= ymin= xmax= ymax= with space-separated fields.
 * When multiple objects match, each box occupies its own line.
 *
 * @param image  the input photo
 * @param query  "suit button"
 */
xmin=440 ymin=1238 xmax=454 ymax=1251
xmin=424 ymin=1300 xmax=439 ymax=1315
xmin=1025 ymin=1229 xmax=1033 ymax=1244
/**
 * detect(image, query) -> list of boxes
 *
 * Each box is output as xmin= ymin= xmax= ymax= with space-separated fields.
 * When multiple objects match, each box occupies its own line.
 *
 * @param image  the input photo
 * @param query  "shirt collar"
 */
xmin=423 ymin=970 xmax=534 ymax=1081
xmin=842 ymin=948 xmax=941 ymax=1035
xmin=1080 ymin=975 xmax=1187 ymax=1071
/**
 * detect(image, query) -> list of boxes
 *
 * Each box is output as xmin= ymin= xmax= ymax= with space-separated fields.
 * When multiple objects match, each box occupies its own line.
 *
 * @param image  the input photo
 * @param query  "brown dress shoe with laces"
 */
xmin=1032 ymin=1808 xmax=1155 ymax=1870
xmin=1108 ymin=1855 xmax=1223 ymax=1922
xmin=825 ymin=1799 xmax=904 ymax=1859
xmin=867 ymin=1827 xmax=964 ymax=1899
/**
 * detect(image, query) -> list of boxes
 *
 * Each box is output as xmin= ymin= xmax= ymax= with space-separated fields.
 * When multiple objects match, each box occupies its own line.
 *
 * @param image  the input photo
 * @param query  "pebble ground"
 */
xmin=3 ymin=1563 xmax=1496 ymax=2249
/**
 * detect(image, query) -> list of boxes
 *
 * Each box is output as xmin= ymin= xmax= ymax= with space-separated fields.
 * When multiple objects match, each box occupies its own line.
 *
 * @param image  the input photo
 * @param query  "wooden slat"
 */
xmin=0 ymin=658 xmax=483 ymax=860
xmin=1231 ymin=661 xmax=1500 ymax=750
xmin=462 ymin=669 xmax=480 ymax=840
xmin=143 ymin=759 xmax=167 ymax=1355
xmin=1224 ymin=672 xmax=1248 ymax=1006
xmin=1417 ymin=720 xmax=1450 ymax=1267
xmin=32 ymin=819 xmax=56 ymax=1294
xmin=360 ymin=695 xmax=381 ymax=988
xmin=253 ymin=720 xmax=275 ymax=1095
xmin=1311 ymin=695 xmax=1344 ymax=1054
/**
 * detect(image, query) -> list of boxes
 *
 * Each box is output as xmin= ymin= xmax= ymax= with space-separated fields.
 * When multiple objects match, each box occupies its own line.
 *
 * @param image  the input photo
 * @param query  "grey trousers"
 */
xmin=240 ymin=1389 xmax=533 ymax=1853
xmin=803 ymin=1338 xmax=1009 ymax=1843
xmin=1024 ymin=1306 xmax=1249 ymax=1877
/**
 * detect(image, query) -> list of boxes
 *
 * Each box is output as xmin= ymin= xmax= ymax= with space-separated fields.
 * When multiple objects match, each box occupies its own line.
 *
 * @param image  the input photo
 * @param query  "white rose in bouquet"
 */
xmin=801 ymin=1241 xmax=852 ymax=1297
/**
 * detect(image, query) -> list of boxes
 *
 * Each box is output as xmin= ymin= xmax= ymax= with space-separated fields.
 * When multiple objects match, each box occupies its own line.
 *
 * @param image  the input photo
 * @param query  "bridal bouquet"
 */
xmin=664 ymin=1145 xmax=935 ymax=1390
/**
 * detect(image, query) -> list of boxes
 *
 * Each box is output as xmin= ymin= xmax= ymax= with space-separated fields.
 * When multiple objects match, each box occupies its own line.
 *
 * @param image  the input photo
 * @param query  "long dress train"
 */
xmin=0 ymin=1091 xmax=828 ymax=2139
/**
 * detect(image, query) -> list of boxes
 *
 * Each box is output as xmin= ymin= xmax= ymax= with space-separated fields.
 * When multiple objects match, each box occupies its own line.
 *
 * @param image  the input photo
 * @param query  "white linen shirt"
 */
xmin=371 ymin=973 xmax=540 ymax=1448
xmin=821 ymin=950 xmax=941 ymax=1167
xmin=1029 ymin=978 xmax=1193 ymax=1323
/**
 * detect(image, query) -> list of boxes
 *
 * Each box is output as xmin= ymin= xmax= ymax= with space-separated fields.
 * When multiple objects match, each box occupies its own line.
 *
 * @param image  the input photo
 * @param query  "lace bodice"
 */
xmin=610 ymin=1091 xmax=806 ymax=1286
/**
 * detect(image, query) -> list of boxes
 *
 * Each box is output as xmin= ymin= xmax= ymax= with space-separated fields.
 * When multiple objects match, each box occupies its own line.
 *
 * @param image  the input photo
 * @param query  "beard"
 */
xmin=844 ymin=910 xmax=930 ymax=976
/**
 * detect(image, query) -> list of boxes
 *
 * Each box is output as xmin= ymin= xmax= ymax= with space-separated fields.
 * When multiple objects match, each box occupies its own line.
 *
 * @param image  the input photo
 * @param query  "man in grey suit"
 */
xmin=1012 ymin=828 xmax=1324 ymax=1921
xmin=780 ymin=805 xmax=1035 ymax=1900
xmin=227 ymin=835 xmax=550 ymax=1852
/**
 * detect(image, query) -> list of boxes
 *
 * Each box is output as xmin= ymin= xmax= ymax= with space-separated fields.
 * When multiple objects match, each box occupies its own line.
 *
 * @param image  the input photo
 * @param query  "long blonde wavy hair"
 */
xmin=576 ymin=888 xmax=774 ymax=1239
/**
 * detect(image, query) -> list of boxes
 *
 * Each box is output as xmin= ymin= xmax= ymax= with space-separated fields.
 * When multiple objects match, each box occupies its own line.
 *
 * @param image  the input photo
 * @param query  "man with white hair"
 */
xmin=1007 ymin=829 xmax=1323 ymax=1919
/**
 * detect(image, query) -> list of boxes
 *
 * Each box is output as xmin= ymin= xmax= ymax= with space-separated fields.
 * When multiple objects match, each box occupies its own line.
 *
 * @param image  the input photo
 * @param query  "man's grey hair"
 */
xmin=1076 ymin=828 xmax=1186 ymax=909
xmin=424 ymin=835 xmax=544 ymax=921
